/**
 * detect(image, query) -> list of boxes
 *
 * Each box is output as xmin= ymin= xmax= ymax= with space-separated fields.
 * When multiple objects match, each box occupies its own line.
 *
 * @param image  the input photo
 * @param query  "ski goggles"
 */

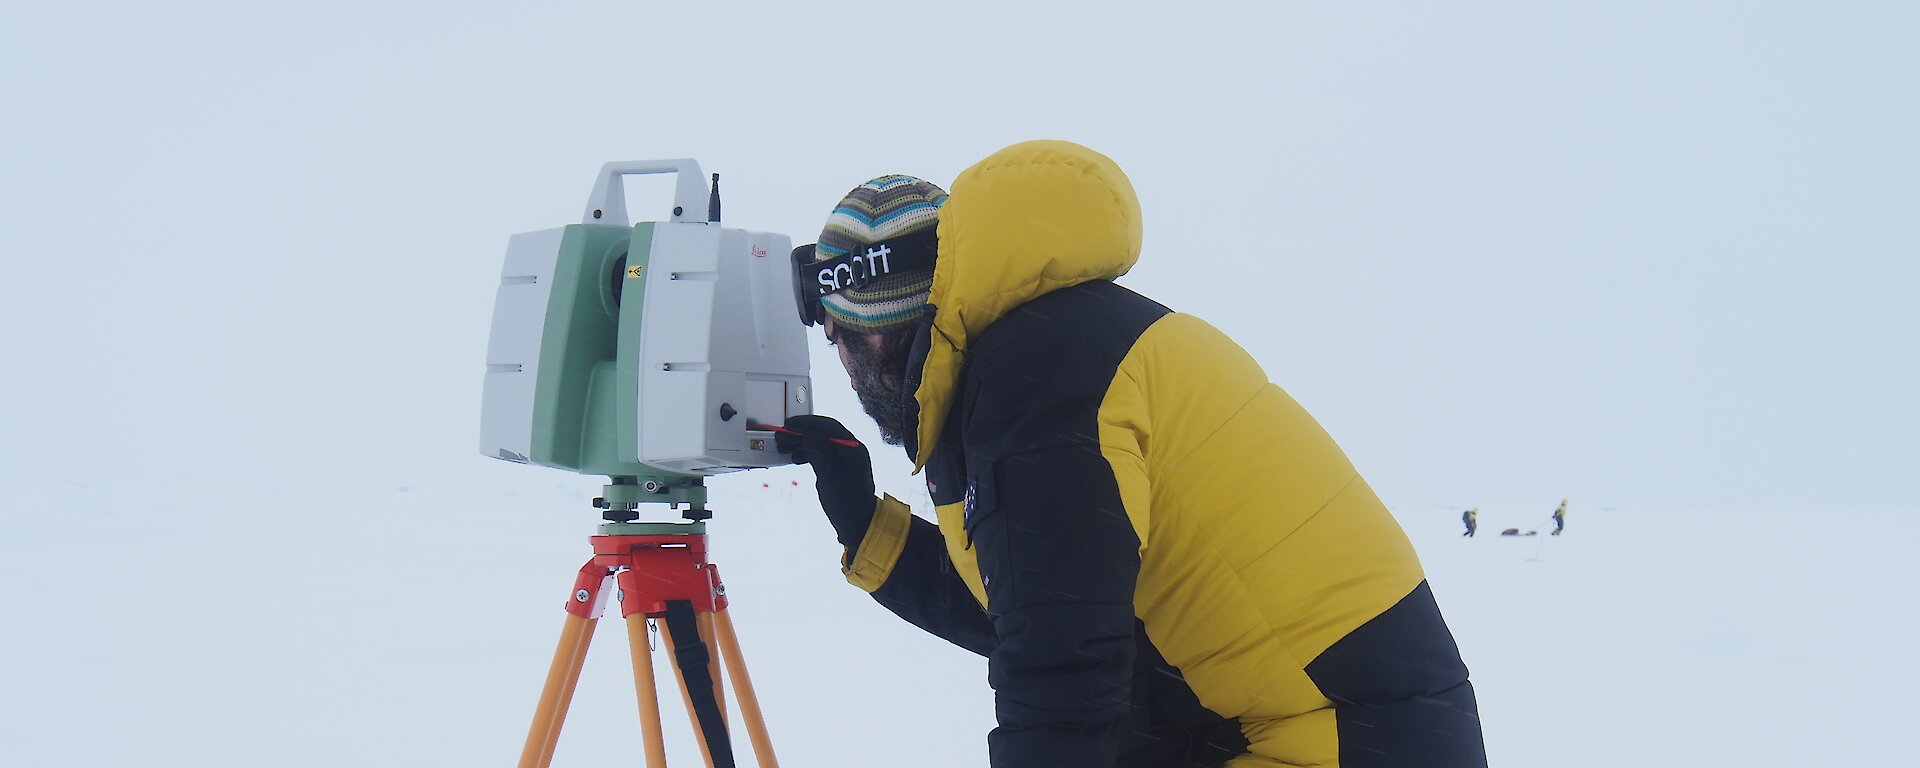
xmin=789 ymin=228 xmax=939 ymax=327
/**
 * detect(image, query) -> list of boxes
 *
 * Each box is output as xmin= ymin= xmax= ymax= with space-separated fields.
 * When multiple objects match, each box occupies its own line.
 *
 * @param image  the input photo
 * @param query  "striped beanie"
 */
xmin=815 ymin=175 xmax=946 ymax=333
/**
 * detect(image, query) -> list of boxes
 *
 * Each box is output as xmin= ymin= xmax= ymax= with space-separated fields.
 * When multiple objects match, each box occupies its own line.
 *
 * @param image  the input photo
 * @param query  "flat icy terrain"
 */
xmin=3 ymin=475 xmax=1907 ymax=766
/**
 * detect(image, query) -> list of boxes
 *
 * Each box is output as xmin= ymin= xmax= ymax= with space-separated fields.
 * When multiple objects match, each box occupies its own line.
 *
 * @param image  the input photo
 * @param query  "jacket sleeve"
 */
xmin=842 ymin=494 xmax=996 ymax=657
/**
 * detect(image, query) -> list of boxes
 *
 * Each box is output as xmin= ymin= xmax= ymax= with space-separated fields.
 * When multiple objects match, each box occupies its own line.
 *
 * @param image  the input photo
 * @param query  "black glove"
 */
xmin=774 ymin=415 xmax=876 ymax=548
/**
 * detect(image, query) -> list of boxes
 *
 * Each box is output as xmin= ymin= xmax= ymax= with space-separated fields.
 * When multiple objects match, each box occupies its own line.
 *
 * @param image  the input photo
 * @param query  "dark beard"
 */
xmin=843 ymin=327 xmax=919 ymax=446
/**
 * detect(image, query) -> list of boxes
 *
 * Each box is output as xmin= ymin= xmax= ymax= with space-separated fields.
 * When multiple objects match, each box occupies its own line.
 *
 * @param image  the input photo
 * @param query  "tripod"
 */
xmin=517 ymin=518 xmax=779 ymax=768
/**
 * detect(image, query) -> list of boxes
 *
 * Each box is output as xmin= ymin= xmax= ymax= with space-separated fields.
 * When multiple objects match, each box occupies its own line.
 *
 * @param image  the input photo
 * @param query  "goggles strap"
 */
xmin=792 ymin=231 xmax=938 ymax=325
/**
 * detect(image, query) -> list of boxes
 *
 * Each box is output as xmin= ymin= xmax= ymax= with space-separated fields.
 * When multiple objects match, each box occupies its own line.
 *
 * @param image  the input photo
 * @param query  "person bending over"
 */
xmin=779 ymin=141 xmax=1487 ymax=768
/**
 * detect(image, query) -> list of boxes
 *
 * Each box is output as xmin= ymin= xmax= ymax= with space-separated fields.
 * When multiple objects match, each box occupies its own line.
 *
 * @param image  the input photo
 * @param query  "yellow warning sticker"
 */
xmin=627 ymin=265 xmax=645 ymax=279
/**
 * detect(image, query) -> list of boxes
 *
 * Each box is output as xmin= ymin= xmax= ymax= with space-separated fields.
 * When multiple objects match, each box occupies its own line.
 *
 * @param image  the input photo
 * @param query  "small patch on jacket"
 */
xmin=963 ymin=479 xmax=978 ymax=525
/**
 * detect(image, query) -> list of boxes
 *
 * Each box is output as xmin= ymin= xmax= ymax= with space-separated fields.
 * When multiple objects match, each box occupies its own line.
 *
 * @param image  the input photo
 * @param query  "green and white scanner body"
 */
xmin=480 ymin=160 xmax=810 ymax=481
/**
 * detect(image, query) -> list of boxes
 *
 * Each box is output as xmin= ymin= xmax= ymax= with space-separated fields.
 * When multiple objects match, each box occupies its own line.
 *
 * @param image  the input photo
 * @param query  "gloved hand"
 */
xmin=773 ymin=415 xmax=876 ymax=548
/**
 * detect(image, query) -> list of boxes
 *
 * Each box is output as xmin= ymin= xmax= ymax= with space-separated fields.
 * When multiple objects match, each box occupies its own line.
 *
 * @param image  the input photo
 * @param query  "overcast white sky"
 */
xmin=4 ymin=2 xmax=1915 ymax=511
xmin=3 ymin=3 xmax=1918 ymax=766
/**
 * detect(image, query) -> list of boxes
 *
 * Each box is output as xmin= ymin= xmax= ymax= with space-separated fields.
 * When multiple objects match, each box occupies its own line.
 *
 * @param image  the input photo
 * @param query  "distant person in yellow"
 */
xmin=1462 ymin=507 xmax=1478 ymax=537
xmin=1551 ymin=499 xmax=1567 ymax=535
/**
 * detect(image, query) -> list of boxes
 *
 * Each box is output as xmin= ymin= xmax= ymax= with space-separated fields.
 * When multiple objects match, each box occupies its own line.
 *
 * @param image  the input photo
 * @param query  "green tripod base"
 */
xmin=595 ymin=475 xmax=710 ymax=522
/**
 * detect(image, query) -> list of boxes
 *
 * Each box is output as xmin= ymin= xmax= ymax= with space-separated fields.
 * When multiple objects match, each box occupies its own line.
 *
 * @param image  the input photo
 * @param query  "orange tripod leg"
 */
xmin=714 ymin=609 xmax=779 ymax=768
xmin=524 ymin=528 xmax=778 ymax=767
xmin=518 ymin=613 xmax=597 ymax=768
xmin=624 ymin=614 xmax=670 ymax=768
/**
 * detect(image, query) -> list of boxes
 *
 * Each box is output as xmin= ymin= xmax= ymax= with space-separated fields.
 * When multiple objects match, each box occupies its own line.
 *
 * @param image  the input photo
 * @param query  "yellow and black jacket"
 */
xmin=840 ymin=141 xmax=1485 ymax=768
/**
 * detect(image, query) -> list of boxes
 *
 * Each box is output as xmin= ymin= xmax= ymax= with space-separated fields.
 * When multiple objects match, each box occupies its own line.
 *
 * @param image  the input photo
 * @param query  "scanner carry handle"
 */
xmin=583 ymin=159 xmax=709 ymax=226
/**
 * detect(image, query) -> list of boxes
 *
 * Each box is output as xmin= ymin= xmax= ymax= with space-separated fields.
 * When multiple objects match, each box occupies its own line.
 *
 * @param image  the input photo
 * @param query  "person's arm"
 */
xmin=776 ymin=415 xmax=994 ymax=656
xmin=854 ymin=497 xmax=996 ymax=656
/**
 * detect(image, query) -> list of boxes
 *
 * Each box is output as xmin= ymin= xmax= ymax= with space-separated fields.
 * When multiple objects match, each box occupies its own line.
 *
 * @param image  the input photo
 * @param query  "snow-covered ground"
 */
xmin=3 ymin=470 xmax=1909 ymax=766
xmin=1409 ymin=500 xmax=1916 ymax=765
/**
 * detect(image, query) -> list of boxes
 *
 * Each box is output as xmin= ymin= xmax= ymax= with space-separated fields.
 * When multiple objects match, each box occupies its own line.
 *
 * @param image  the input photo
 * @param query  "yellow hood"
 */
xmin=911 ymin=140 xmax=1144 ymax=469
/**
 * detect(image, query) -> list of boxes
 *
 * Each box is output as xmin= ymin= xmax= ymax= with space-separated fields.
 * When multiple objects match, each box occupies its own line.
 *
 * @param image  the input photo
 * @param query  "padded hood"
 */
xmin=910 ymin=140 xmax=1144 ymax=469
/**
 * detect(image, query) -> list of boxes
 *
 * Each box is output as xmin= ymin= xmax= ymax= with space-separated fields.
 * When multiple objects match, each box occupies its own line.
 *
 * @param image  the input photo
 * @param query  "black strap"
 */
xmin=803 ymin=228 xmax=940 ymax=299
xmin=664 ymin=601 xmax=735 ymax=768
